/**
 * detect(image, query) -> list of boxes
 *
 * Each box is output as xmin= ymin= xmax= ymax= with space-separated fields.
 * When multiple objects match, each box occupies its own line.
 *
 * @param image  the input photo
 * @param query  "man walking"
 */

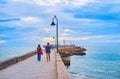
xmin=45 ymin=43 xmax=51 ymax=62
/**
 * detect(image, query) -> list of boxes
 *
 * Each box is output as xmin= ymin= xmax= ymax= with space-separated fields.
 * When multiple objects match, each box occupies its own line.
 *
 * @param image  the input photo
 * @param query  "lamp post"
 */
xmin=51 ymin=15 xmax=58 ymax=53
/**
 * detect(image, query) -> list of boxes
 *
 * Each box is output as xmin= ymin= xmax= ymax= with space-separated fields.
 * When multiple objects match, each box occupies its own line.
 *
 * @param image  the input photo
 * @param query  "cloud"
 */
xmin=11 ymin=0 xmax=98 ymax=8
xmin=60 ymin=37 xmax=89 ymax=41
xmin=42 ymin=37 xmax=54 ymax=42
xmin=59 ymin=29 xmax=72 ymax=36
xmin=0 ymin=16 xmax=43 ymax=28
xmin=70 ymin=0 xmax=95 ymax=7
xmin=43 ymin=28 xmax=55 ymax=33
xmin=81 ymin=34 xmax=120 ymax=43
xmin=20 ymin=16 xmax=42 ymax=23
xmin=35 ymin=0 xmax=62 ymax=6
xmin=63 ymin=29 xmax=72 ymax=33
xmin=102 ymin=39 xmax=120 ymax=43
xmin=17 ymin=34 xmax=120 ymax=45
xmin=36 ymin=0 xmax=94 ymax=7
xmin=0 ymin=0 xmax=120 ymax=46
xmin=0 ymin=18 xmax=19 ymax=22
xmin=58 ymin=34 xmax=120 ymax=43
xmin=60 ymin=33 xmax=70 ymax=36
xmin=43 ymin=28 xmax=51 ymax=32
xmin=0 ymin=40 xmax=6 ymax=44
xmin=110 ymin=0 xmax=120 ymax=4
xmin=42 ymin=36 xmax=89 ymax=42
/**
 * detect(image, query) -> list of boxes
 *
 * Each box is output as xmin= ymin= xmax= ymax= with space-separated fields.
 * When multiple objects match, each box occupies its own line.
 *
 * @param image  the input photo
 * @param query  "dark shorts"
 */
xmin=46 ymin=50 xmax=51 ymax=53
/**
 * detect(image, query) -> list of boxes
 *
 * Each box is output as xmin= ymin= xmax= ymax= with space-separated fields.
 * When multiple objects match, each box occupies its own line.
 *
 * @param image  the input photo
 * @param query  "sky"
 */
xmin=0 ymin=0 xmax=120 ymax=46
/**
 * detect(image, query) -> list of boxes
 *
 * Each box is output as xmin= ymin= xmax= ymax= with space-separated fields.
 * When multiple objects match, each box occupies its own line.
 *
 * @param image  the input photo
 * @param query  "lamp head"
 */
xmin=51 ymin=21 xmax=55 ymax=26
xmin=53 ymin=37 xmax=55 ymax=39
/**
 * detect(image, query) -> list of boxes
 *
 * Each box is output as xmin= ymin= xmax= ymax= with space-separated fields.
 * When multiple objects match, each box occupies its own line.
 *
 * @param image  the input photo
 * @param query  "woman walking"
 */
xmin=37 ymin=44 xmax=43 ymax=61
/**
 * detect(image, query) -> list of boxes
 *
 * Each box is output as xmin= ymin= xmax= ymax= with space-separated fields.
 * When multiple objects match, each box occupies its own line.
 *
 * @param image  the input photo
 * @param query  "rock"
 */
xmin=62 ymin=58 xmax=70 ymax=66
xmin=59 ymin=46 xmax=86 ymax=56
xmin=73 ymin=51 xmax=86 ymax=55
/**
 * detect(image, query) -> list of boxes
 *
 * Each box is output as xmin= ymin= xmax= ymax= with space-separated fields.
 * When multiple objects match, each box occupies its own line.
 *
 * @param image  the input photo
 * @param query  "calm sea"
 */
xmin=68 ymin=44 xmax=120 ymax=79
xmin=0 ymin=46 xmax=36 ymax=60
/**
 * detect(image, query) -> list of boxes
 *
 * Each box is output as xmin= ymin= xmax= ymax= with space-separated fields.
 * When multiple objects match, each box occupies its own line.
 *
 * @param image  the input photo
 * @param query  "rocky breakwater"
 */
xmin=59 ymin=46 xmax=86 ymax=57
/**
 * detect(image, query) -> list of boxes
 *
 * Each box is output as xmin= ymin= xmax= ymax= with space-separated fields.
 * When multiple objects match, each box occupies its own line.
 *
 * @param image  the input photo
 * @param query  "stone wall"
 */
xmin=0 ymin=51 xmax=36 ymax=70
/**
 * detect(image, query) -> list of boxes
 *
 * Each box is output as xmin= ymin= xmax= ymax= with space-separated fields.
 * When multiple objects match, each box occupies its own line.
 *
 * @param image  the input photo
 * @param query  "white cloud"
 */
xmin=64 ymin=29 xmax=72 ymax=33
xmin=41 ymin=36 xmax=89 ymax=42
xmin=71 ymin=0 xmax=94 ymax=6
xmin=110 ymin=0 xmax=120 ymax=4
xmin=0 ymin=40 xmax=6 ymax=44
xmin=35 ymin=0 xmax=100 ymax=8
xmin=58 ymin=36 xmax=89 ymax=41
xmin=58 ymin=34 xmax=120 ymax=42
xmin=12 ymin=0 xmax=99 ymax=8
xmin=2 ymin=16 xmax=43 ymax=28
xmin=43 ymin=28 xmax=54 ymax=32
xmin=43 ymin=28 xmax=51 ymax=32
xmin=80 ymin=35 xmax=120 ymax=43
xmin=60 ymin=33 xmax=70 ymax=36
xmin=105 ymin=39 xmax=120 ymax=43
xmin=42 ymin=37 xmax=55 ymax=42
xmin=85 ymin=35 xmax=106 ymax=39
xmin=67 ymin=37 xmax=89 ymax=40
xmin=35 ymin=0 xmax=62 ymax=6
xmin=20 ymin=16 xmax=42 ymax=23
xmin=18 ymin=34 xmax=120 ymax=44
xmin=19 ymin=32 xmax=120 ymax=44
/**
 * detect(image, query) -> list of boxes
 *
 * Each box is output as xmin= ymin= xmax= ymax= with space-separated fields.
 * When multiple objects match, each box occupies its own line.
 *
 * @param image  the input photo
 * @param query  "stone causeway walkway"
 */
xmin=0 ymin=50 xmax=57 ymax=79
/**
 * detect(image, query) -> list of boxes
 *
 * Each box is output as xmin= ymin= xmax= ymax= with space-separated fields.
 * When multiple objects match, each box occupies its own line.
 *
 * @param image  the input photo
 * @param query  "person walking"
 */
xmin=45 ymin=43 xmax=51 ymax=62
xmin=37 ymin=44 xmax=43 ymax=61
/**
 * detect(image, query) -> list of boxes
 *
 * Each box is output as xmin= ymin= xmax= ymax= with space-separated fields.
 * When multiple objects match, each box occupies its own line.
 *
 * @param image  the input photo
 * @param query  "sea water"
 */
xmin=68 ymin=44 xmax=120 ymax=79
xmin=0 ymin=46 xmax=36 ymax=60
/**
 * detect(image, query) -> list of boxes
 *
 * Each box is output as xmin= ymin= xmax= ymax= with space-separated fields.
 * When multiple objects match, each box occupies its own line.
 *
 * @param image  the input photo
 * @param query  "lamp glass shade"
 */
xmin=51 ymin=21 xmax=55 ymax=26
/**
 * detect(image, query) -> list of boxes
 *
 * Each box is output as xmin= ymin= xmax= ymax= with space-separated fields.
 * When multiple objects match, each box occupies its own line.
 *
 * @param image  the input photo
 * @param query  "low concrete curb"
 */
xmin=0 ymin=51 xmax=36 ymax=70
xmin=56 ymin=53 xmax=70 ymax=79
